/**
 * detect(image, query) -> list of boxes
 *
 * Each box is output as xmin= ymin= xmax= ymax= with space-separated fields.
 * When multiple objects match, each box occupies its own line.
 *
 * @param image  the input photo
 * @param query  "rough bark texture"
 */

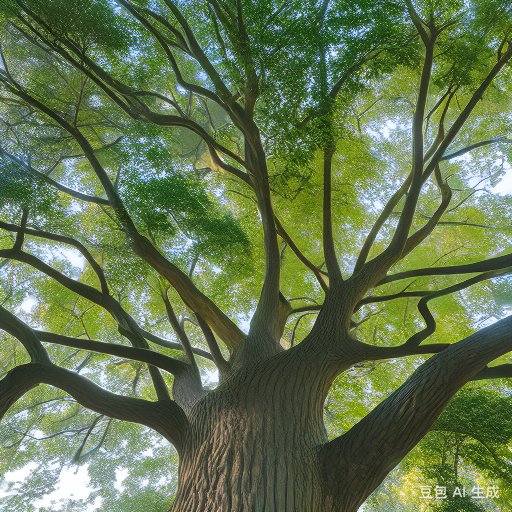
xmin=172 ymin=352 xmax=337 ymax=512
xmin=169 ymin=315 xmax=512 ymax=512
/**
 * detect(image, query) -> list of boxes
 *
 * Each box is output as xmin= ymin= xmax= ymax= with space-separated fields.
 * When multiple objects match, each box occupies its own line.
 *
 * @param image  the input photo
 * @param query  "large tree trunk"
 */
xmin=170 ymin=314 xmax=512 ymax=512
xmin=171 ymin=353 xmax=337 ymax=512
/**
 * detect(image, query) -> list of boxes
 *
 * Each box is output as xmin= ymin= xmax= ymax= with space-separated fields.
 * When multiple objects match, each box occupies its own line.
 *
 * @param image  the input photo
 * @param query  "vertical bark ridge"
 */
xmin=171 ymin=350 xmax=345 ymax=511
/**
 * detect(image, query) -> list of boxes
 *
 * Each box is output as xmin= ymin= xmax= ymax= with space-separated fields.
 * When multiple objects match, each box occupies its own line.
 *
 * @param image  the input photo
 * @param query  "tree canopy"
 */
xmin=0 ymin=0 xmax=511 ymax=510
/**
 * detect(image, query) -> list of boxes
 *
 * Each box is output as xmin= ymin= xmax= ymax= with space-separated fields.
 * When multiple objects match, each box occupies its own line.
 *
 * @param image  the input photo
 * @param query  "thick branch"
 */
xmin=0 ymin=305 xmax=50 ymax=363
xmin=405 ymin=0 xmax=430 ymax=44
xmin=363 ymin=342 xmax=450 ymax=359
xmin=321 ymin=315 xmax=512 ymax=511
xmin=196 ymin=315 xmax=230 ymax=375
xmin=243 ymin=136 xmax=282 ymax=350
xmin=323 ymin=146 xmax=342 ymax=283
xmin=384 ymin=36 xmax=435 ymax=259
xmin=399 ymin=165 xmax=452 ymax=259
xmin=379 ymin=252 xmax=512 ymax=285
xmin=274 ymin=215 xmax=328 ymax=291
xmin=402 ymin=268 xmax=512 ymax=347
xmin=137 ymin=328 xmax=214 ymax=362
xmin=440 ymin=137 xmax=512 ymax=161
xmin=37 ymin=330 xmax=191 ymax=376
xmin=353 ymin=177 xmax=411 ymax=273
xmin=133 ymin=236 xmax=245 ymax=350
xmin=474 ymin=364 xmax=512 ymax=380
xmin=0 ymin=363 xmax=189 ymax=450
xmin=40 ymin=329 xmax=203 ymax=412
xmin=162 ymin=291 xmax=201 ymax=378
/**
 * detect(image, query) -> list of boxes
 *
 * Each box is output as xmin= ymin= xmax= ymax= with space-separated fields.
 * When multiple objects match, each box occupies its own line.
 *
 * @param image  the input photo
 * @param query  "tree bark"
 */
xmin=168 ymin=315 xmax=511 ymax=511
xmin=171 ymin=348 xmax=345 ymax=512
xmin=319 ymin=315 xmax=512 ymax=511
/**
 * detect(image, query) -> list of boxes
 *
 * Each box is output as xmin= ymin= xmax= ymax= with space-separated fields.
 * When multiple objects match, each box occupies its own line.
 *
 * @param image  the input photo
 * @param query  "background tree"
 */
xmin=0 ymin=0 xmax=511 ymax=510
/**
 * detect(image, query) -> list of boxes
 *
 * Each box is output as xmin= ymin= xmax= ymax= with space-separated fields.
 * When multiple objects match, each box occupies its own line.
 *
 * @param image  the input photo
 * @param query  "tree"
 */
xmin=0 ymin=0 xmax=511 ymax=510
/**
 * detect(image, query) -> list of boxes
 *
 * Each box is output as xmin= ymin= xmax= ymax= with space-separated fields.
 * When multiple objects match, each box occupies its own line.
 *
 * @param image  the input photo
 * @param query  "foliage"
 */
xmin=0 ymin=0 xmax=511 ymax=510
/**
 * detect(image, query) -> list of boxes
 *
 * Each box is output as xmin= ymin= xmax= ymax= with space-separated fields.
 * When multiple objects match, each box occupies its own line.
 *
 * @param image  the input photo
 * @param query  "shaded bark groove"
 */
xmin=172 ymin=349 xmax=345 ymax=512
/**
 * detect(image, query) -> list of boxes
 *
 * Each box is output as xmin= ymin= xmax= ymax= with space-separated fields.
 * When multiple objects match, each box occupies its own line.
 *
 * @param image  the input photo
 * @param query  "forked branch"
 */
xmin=321 ymin=315 xmax=512 ymax=510
xmin=0 ymin=363 xmax=189 ymax=450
